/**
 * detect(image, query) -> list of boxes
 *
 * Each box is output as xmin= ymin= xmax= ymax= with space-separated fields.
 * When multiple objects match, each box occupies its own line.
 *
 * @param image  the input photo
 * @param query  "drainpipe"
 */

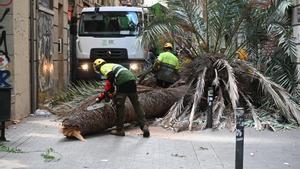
xmin=29 ymin=0 xmax=36 ymax=113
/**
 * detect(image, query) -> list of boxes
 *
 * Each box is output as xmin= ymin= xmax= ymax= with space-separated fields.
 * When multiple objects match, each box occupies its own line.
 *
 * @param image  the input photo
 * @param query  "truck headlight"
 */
xmin=129 ymin=62 xmax=143 ymax=75
xmin=130 ymin=63 xmax=139 ymax=71
xmin=81 ymin=63 xmax=89 ymax=71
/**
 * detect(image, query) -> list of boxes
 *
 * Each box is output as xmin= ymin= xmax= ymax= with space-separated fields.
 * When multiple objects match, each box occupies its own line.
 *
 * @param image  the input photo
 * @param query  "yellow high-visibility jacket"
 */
xmin=157 ymin=51 xmax=180 ymax=70
xmin=99 ymin=63 xmax=136 ymax=85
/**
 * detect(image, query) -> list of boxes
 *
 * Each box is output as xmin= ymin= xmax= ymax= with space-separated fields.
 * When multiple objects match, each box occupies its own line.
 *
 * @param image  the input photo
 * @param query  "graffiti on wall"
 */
xmin=0 ymin=1 xmax=12 ymax=87
xmin=38 ymin=11 xmax=54 ymax=91
xmin=0 ymin=0 xmax=12 ymax=7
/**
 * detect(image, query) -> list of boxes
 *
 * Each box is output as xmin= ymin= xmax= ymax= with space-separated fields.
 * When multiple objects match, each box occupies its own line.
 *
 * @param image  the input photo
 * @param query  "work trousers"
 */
xmin=114 ymin=92 xmax=147 ymax=130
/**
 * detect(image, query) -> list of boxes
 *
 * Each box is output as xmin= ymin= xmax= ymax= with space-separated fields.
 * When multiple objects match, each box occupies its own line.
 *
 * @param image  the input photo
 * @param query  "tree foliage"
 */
xmin=143 ymin=0 xmax=300 ymax=130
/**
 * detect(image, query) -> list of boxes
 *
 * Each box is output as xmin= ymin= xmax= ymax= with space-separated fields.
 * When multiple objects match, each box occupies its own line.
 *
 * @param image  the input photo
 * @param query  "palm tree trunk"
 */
xmin=61 ymin=86 xmax=187 ymax=140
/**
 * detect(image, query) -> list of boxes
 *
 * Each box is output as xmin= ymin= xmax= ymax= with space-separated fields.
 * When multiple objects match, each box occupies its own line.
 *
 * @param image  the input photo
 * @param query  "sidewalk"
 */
xmin=0 ymin=115 xmax=299 ymax=169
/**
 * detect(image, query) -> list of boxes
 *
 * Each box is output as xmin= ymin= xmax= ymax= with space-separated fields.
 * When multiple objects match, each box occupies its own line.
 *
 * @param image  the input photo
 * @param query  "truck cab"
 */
xmin=75 ymin=6 xmax=147 ymax=80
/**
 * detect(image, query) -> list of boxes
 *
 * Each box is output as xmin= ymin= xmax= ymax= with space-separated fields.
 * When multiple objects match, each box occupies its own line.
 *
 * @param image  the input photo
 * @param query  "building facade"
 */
xmin=0 ymin=0 xmax=27 ymax=120
xmin=0 ymin=0 xmax=70 ymax=120
xmin=0 ymin=0 xmax=122 ymax=121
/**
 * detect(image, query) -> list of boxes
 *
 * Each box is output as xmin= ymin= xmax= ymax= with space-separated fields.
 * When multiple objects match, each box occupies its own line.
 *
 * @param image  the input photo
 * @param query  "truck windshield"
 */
xmin=79 ymin=11 xmax=142 ymax=37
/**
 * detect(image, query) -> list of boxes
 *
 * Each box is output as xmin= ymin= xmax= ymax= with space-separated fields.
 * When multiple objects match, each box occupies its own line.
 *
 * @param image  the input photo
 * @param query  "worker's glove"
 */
xmin=104 ymin=96 xmax=110 ymax=102
xmin=104 ymin=92 xmax=114 ymax=103
xmin=110 ymin=86 xmax=115 ymax=94
xmin=96 ymin=93 xmax=105 ymax=103
xmin=95 ymin=97 xmax=102 ymax=103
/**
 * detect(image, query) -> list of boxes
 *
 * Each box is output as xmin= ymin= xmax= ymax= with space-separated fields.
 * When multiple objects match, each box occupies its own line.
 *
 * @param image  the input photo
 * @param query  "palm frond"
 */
xmin=266 ymin=49 xmax=298 ymax=92
xmin=215 ymin=59 xmax=239 ymax=110
xmin=272 ymin=84 xmax=300 ymax=124
xmin=275 ymin=0 xmax=293 ymax=16
xmin=297 ymin=65 xmax=300 ymax=83
xmin=49 ymin=81 xmax=102 ymax=107
xmin=212 ymin=88 xmax=225 ymax=128
xmin=189 ymin=67 xmax=207 ymax=130
xmin=249 ymin=66 xmax=300 ymax=124
xmin=212 ymin=69 xmax=220 ymax=87
xmin=168 ymin=0 xmax=206 ymax=45
xmin=142 ymin=17 xmax=171 ymax=43
xmin=161 ymin=96 xmax=185 ymax=128
xmin=208 ymin=0 xmax=247 ymax=53
xmin=241 ymin=93 xmax=263 ymax=130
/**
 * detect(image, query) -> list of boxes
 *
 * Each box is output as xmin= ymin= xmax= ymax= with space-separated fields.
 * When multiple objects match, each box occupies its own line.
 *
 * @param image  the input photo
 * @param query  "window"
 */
xmin=79 ymin=11 xmax=143 ymax=37
xmin=39 ymin=0 xmax=53 ymax=10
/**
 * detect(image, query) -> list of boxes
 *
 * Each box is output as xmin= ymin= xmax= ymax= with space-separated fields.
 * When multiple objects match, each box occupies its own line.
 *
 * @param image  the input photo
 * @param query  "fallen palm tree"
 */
xmin=54 ymin=54 xmax=299 ymax=141
xmin=61 ymin=87 xmax=187 ymax=141
xmin=141 ymin=0 xmax=300 ymax=132
xmin=159 ymin=55 xmax=300 ymax=132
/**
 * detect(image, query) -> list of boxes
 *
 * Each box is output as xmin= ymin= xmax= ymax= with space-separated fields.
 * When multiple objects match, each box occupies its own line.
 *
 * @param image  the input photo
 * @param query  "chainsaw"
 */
xmin=86 ymin=93 xmax=113 ymax=111
xmin=86 ymin=102 xmax=105 ymax=111
xmin=86 ymin=93 xmax=114 ymax=111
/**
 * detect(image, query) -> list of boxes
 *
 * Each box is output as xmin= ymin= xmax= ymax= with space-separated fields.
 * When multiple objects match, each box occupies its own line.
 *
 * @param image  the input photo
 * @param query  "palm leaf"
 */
xmin=244 ymin=64 xmax=300 ymax=124
xmin=241 ymin=93 xmax=263 ymax=130
xmin=189 ymin=67 xmax=207 ymax=130
xmin=212 ymin=88 xmax=225 ymax=128
xmin=215 ymin=59 xmax=239 ymax=110
xmin=266 ymin=49 xmax=298 ymax=92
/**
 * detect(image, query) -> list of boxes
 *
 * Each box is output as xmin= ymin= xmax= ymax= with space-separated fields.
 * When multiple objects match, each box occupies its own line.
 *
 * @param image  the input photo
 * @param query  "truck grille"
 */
xmin=90 ymin=48 xmax=128 ymax=60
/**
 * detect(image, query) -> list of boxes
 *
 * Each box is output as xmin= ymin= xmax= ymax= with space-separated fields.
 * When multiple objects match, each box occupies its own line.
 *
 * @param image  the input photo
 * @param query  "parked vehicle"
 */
xmin=75 ymin=6 xmax=148 ymax=80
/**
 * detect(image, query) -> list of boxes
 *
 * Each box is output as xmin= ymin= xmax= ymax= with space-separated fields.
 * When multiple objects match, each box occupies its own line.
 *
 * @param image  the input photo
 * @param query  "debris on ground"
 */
xmin=0 ymin=143 xmax=24 ymax=153
xmin=171 ymin=153 xmax=186 ymax=158
xmin=199 ymin=146 xmax=208 ymax=151
xmin=40 ymin=147 xmax=61 ymax=162
xmin=34 ymin=109 xmax=52 ymax=117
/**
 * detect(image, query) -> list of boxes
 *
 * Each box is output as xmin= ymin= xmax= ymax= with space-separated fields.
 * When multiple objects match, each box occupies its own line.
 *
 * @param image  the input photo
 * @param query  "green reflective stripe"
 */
xmin=113 ymin=65 xmax=136 ymax=85
xmin=114 ymin=67 xmax=127 ymax=78
xmin=112 ymin=65 xmax=126 ymax=77
xmin=112 ymin=65 xmax=125 ymax=72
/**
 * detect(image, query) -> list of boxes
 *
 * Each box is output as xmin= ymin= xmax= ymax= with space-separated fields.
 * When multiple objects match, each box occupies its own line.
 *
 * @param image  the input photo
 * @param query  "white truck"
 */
xmin=75 ymin=6 xmax=148 ymax=80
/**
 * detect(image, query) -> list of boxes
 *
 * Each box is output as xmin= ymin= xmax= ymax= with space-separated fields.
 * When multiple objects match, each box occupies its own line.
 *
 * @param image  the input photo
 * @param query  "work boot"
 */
xmin=141 ymin=125 xmax=150 ymax=138
xmin=110 ymin=129 xmax=125 ymax=136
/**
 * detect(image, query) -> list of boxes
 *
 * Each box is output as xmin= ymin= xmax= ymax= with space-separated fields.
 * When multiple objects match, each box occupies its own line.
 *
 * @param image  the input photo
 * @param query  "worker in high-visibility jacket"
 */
xmin=93 ymin=59 xmax=150 ymax=137
xmin=153 ymin=43 xmax=180 ymax=88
